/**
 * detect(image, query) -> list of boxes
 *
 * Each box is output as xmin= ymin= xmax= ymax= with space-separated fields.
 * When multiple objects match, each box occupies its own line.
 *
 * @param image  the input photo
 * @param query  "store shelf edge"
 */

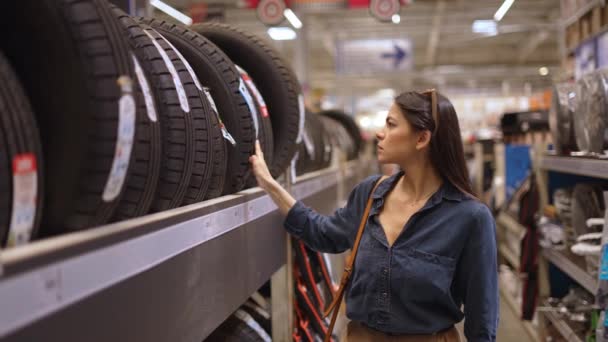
xmin=541 ymin=309 xmax=584 ymax=342
xmin=0 ymin=162 xmax=365 ymax=341
xmin=542 ymin=248 xmax=598 ymax=294
xmin=539 ymin=155 xmax=608 ymax=179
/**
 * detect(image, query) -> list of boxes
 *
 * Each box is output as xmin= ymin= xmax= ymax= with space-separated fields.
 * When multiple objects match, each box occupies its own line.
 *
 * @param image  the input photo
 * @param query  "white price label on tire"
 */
xmin=7 ymin=153 xmax=38 ymax=246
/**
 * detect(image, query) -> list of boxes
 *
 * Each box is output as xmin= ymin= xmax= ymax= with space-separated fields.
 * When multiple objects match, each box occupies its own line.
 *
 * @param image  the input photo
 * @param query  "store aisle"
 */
xmin=455 ymin=294 xmax=534 ymax=341
xmin=497 ymin=295 xmax=534 ymax=342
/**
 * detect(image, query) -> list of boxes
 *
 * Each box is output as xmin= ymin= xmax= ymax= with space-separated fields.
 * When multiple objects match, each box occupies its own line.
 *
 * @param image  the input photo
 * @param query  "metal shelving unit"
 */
xmin=499 ymin=243 xmax=520 ymax=270
xmin=497 ymin=211 xmax=526 ymax=238
xmin=0 ymin=159 xmax=371 ymax=342
xmin=539 ymin=155 xmax=608 ymax=180
xmin=541 ymin=310 xmax=585 ymax=342
xmin=542 ymin=249 xmax=598 ymax=294
xmin=533 ymin=148 xmax=608 ymax=341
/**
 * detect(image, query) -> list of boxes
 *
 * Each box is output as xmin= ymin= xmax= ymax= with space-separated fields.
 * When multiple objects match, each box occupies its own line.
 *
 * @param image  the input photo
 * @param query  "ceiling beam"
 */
xmin=517 ymin=30 xmax=550 ymax=63
xmin=425 ymin=0 xmax=446 ymax=66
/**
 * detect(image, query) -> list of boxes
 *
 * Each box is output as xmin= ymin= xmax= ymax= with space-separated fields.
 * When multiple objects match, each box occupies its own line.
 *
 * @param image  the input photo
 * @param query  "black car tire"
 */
xmin=193 ymin=23 xmax=303 ymax=179
xmin=0 ymin=52 xmax=43 ymax=246
xmin=1 ymin=0 xmax=139 ymax=233
xmin=139 ymin=18 xmax=254 ymax=196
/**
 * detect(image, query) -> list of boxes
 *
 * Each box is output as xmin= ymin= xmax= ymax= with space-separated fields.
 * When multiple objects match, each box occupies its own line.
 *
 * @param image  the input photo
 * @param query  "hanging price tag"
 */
xmin=221 ymin=123 xmax=237 ymax=146
xmin=203 ymin=87 xmax=237 ymax=146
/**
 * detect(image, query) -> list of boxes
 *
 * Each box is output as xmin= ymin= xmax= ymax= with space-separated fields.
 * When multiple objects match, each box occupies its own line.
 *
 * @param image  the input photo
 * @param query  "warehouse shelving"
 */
xmin=499 ymin=243 xmax=520 ymax=270
xmin=497 ymin=212 xmax=526 ymax=237
xmin=540 ymin=308 xmax=585 ymax=342
xmin=542 ymin=249 xmax=598 ymax=294
xmin=561 ymin=0 xmax=606 ymax=27
xmin=531 ymin=147 xmax=608 ymax=340
xmin=0 ymin=159 xmax=373 ymax=341
xmin=539 ymin=155 xmax=608 ymax=180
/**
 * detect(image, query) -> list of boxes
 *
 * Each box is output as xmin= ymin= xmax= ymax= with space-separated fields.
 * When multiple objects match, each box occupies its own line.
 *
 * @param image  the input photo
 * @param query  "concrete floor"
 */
xmin=497 ymin=295 xmax=535 ymax=342
xmin=455 ymin=294 xmax=535 ymax=342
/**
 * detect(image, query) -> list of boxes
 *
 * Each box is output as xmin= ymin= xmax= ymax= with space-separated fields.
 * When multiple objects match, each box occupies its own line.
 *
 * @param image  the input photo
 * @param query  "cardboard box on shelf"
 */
xmin=567 ymin=22 xmax=581 ymax=50
xmin=591 ymin=6 xmax=602 ymax=34
xmin=580 ymin=14 xmax=591 ymax=41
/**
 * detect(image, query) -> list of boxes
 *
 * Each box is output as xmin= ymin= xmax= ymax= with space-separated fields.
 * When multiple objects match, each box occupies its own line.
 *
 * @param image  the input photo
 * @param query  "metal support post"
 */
xmin=271 ymin=165 xmax=295 ymax=342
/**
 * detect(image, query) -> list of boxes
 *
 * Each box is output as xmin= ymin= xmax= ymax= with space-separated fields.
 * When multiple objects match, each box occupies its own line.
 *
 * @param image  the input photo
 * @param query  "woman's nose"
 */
xmin=376 ymin=130 xmax=384 ymax=140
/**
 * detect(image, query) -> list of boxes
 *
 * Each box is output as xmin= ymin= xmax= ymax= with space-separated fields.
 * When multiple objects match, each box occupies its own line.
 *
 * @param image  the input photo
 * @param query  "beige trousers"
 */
xmin=347 ymin=321 xmax=461 ymax=342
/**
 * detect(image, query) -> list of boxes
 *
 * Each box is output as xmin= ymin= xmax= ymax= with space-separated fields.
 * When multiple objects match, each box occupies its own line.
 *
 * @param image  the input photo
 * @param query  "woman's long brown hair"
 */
xmin=394 ymin=91 xmax=477 ymax=199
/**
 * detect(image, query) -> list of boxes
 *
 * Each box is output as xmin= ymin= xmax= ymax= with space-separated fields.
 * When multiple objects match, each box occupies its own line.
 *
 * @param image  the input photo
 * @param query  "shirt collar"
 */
xmin=372 ymin=170 xmax=466 ymax=203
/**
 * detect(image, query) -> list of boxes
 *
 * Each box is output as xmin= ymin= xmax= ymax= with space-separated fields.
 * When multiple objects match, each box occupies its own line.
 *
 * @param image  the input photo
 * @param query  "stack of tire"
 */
xmin=295 ymin=110 xmax=363 ymax=175
xmin=550 ymin=69 xmax=608 ymax=156
xmin=206 ymin=295 xmax=272 ymax=342
xmin=0 ymin=0 xmax=304 ymax=247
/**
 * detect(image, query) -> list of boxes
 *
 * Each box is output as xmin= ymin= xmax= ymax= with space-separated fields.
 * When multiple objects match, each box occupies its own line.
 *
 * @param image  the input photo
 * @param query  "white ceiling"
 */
xmin=159 ymin=0 xmax=563 ymax=96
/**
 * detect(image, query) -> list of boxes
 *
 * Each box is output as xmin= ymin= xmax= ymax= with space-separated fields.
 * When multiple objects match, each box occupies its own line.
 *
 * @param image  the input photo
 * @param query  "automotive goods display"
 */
xmin=111 ymin=6 xmax=162 ymax=219
xmin=0 ymin=52 xmax=43 ymax=247
xmin=575 ymin=70 xmax=608 ymax=154
xmin=1 ymin=0 xmax=138 ymax=234
xmin=193 ymin=23 xmax=303 ymax=179
xmin=549 ymin=82 xmax=577 ymax=155
xmin=141 ymin=18 xmax=255 ymax=196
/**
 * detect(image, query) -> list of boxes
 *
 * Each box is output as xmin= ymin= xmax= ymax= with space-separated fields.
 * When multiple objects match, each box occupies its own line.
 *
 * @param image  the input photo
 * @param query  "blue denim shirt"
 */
xmin=284 ymin=171 xmax=498 ymax=341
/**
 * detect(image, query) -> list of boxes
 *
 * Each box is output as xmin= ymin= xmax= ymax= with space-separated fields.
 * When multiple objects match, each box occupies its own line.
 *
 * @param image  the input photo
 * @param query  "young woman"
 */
xmin=249 ymin=90 xmax=498 ymax=341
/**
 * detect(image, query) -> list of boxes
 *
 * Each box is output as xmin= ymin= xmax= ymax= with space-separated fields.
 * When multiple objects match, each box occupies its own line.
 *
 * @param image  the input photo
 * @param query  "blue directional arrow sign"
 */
xmin=335 ymin=38 xmax=413 ymax=75
xmin=381 ymin=44 xmax=407 ymax=69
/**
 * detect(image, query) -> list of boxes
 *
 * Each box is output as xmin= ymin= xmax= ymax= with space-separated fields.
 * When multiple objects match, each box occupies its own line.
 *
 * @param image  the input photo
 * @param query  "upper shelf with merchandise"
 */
xmin=539 ymin=155 xmax=608 ymax=179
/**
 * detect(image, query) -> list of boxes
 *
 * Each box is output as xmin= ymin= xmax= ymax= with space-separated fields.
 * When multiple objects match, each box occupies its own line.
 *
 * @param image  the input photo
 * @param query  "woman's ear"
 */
xmin=415 ymin=130 xmax=432 ymax=150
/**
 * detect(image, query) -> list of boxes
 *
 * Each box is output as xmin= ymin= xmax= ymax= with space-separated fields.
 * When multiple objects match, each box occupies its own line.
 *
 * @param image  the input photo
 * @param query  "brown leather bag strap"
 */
xmin=323 ymin=175 xmax=387 ymax=342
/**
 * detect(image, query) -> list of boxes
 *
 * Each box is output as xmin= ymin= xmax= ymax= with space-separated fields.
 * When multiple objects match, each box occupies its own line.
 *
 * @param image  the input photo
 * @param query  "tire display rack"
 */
xmin=0 ymin=159 xmax=372 ymax=341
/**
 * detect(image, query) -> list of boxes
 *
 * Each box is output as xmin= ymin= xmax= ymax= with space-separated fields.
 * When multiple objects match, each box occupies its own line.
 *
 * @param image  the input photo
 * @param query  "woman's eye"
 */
xmin=386 ymin=121 xmax=395 ymax=127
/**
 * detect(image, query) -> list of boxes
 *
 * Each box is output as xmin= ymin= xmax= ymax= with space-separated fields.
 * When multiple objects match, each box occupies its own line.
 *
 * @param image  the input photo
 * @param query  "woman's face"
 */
xmin=375 ymin=103 xmax=429 ymax=165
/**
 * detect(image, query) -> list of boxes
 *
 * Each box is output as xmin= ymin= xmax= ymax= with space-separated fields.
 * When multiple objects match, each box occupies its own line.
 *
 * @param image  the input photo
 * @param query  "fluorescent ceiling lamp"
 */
xmin=283 ymin=9 xmax=302 ymax=29
xmin=472 ymin=20 xmax=497 ymax=36
xmin=494 ymin=0 xmax=514 ymax=21
xmin=150 ymin=0 xmax=193 ymax=25
xmin=539 ymin=66 xmax=549 ymax=76
xmin=392 ymin=14 xmax=401 ymax=24
xmin=267 ymin=27 xmax=297 ymax=40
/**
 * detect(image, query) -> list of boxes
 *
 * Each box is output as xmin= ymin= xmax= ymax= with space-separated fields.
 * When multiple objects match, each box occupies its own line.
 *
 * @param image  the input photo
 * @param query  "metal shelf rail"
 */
xmin=499 ymin=243 xmax=520 ymax=270
xmin=539 ymin=155 xmax=608 ymax=180
xmin=541 ymin=309 xmax=584 ymax=342
xmin=497 ymin=212 xmax=526 ymax=237
xmin=542 ymin=249 xmax=598 ymax=294
xmin=0 ymin=160 xmax=370 ymax=342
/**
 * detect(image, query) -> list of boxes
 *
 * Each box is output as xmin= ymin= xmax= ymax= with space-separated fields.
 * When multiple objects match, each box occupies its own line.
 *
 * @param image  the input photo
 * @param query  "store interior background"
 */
xmin=4 ymin=0 xmax=608 ymax=341
xmin=142 ymin=0 xmax=606 ymax=340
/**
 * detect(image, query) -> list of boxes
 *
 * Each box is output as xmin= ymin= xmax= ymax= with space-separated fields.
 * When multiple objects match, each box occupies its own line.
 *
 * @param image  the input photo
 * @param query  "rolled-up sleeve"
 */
xmin=459 ymin=205 xmax=499 ymax=342
xmin=283 ymin=175 xmax=380 ymax=253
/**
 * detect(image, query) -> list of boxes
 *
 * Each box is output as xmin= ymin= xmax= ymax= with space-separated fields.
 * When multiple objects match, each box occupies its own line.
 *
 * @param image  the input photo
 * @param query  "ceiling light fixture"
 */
xmin=150 ymin=0 xmax=193 ymax=26
xmin=539 ymin=67 xmax=549 ymax=76
xmin=494 ymin=0 xmax=514 ymax=22
xmin=472 ymin=20 xmax=497 ymax=36
xmin=283 ymin=8 xmax=302 ymax=29
xmin=267 ymin=27 xmax=297 ymax=40
xmin=392 ymin=14 xmax=401 ymax=24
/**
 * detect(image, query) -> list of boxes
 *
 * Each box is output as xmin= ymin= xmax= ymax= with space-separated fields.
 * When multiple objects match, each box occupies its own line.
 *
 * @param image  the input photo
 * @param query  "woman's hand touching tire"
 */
xmin=249 ymin=140 xmax=275 ymax=191
xmin=249 ymin=139 xmax=296 ymax=215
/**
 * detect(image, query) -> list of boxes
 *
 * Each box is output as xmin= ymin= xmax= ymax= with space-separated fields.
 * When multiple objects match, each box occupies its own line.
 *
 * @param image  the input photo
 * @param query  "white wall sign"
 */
xmin=335 ymin=38 xmax=413 ymax=75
